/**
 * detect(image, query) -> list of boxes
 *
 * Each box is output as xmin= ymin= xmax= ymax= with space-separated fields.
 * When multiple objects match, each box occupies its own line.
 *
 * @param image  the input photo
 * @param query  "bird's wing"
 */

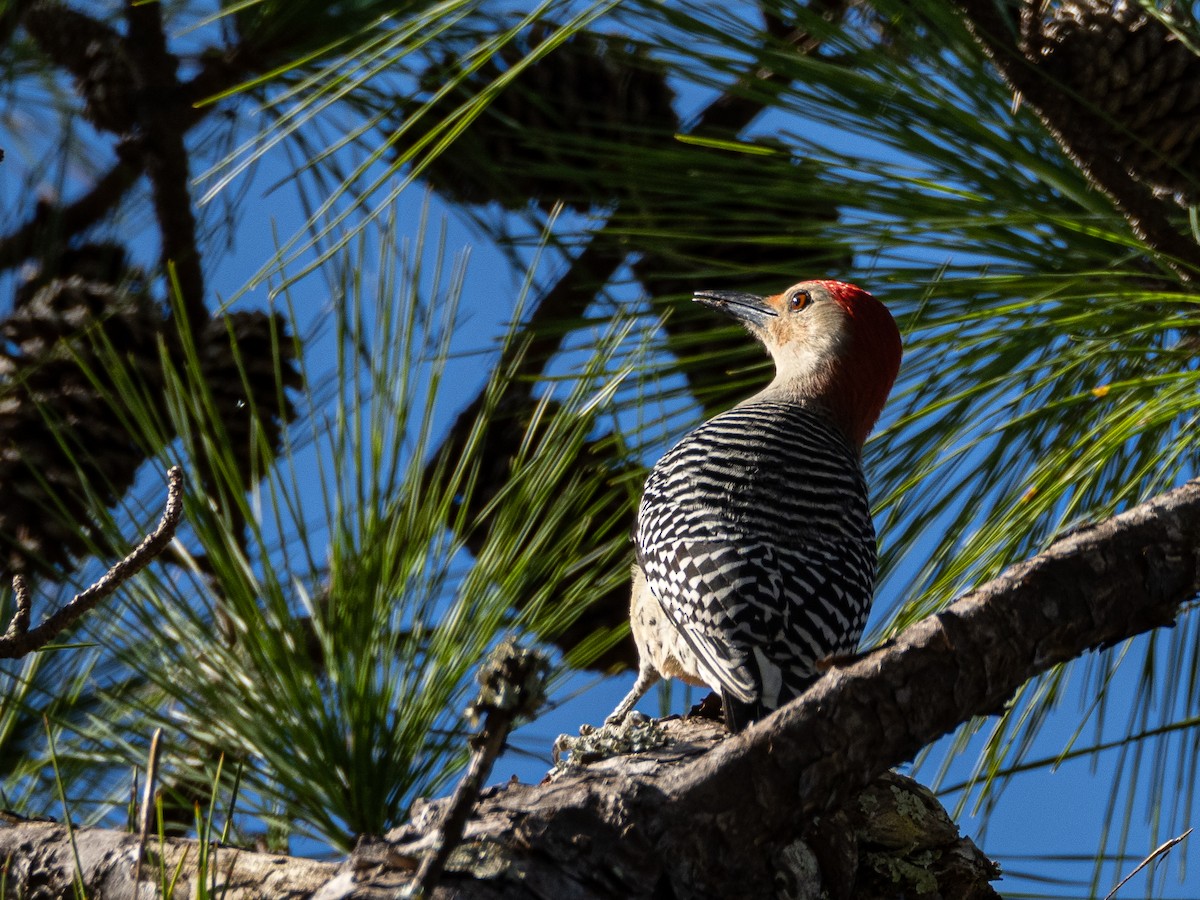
xmin=635 ymin=403 xmax=874 ymax=708
xmin=637 ymin=535 xmax=766 ymax=703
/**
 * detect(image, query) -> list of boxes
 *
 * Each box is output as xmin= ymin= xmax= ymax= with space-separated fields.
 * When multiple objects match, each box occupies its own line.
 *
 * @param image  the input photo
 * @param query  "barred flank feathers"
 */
xmin=636 ymin=400 xmax=876 ymax=717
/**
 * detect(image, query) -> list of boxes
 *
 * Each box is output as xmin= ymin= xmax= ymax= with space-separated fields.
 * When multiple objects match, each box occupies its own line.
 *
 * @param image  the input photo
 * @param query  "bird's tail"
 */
xmin=721 ymin=692 xmax=766 ymax=734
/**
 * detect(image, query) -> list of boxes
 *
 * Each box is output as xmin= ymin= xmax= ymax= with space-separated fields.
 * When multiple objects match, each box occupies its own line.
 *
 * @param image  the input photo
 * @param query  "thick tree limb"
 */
xmin=0 ymin=477 xmax=1195 ymax=897
xmin=0 ymin=467 xmax=183 ymax=658
xmin=0 ymin=819 xmax=339 ymax=898
xmin=0 ymin=724 xmax=996 ymax=900
xmin=658 ymin=477 xmax=1200 ymax=892
xmin=365 ymin=475 xmax=1200 ymax=896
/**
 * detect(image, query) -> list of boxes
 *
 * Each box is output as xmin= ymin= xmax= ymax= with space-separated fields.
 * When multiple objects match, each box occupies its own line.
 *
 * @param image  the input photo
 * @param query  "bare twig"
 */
xmin=1102 ymin=828 xmax=1192 ymax=900
xmin=405 ymin=640 xmax=549 ymax=898
xmin=3 ymin=575 xmax=32 ymax=640
xmin=0 ymin=466 xmax=184 ymax=659
xmin=132 ymin=727 xmax=164 ymax=885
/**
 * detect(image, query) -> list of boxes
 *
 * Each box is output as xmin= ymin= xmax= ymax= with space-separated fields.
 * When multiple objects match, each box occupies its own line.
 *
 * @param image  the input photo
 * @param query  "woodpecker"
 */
xmin=607 ymin=280 xmax=901 ymax=733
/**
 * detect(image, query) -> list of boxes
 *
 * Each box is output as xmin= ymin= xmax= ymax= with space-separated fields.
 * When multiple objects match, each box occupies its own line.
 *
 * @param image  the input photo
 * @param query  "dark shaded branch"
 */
xmin=125 ymin=0 xmax=207 ymax=333
xmin=951 ymin=0 xmax=1200 ymax=277
xmin=0 ymin=0 xmax=37 ymax=47
xmin=0 ymin=157 xmax=141 ymax=271
xmin=0 ymin=11 xmax=257 ymax=280
xmin=693 ymin=0 xmax=849 ymax=135
xmin=0 ymin=467 xmax=183 ymax=659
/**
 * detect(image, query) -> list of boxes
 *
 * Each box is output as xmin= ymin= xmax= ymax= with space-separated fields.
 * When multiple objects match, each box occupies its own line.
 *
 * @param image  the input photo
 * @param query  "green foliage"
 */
xmin=0 ymin=218 xmax=647 ymax=851
xmin=4 ymin=0 xmax=1200 ymax=892
xmin=109 ymin=229 xmax=640 ymax=848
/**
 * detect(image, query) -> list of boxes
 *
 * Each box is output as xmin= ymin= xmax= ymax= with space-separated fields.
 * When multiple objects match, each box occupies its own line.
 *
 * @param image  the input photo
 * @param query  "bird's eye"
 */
xmin=788 ymin=291 xmax=812 ymax=312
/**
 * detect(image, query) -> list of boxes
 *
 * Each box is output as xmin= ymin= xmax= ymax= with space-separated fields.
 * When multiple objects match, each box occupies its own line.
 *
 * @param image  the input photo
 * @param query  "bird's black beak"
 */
xmin=693 ymin=290 xmax=778 ymax=328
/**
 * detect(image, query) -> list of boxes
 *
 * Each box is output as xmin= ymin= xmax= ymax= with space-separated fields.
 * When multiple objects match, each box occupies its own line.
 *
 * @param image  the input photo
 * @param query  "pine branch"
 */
xmin=951 ymin=0 xmax=1200 ymax=277
xmin=1 ymin=474 xmax=1192 ymax=896
xmin=0 ymin=8 xmax=268 ymax=280
xmin=124 ymin=0 xmax=207 ymax=333
xmin=0 ymin=467 xmax=183 ymax=659
xmin=692 ymin=0 xmax=849 ymax=135
xmin=0 ymin=156 xmax=141 ymax=272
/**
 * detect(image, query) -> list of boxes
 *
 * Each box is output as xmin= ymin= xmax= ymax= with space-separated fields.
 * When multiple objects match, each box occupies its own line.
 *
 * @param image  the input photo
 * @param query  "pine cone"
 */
xmin=196 ymin=311 xmax=301 ymax=489
xmin=1038 ymin=0 xmax=1200 ymax=203
xmin=22 ymin=0 xmax=138 ymax=134
xmin=410 ymin=25 xmax=678 ymax=210
xmin=0 ymin=246 xmax=166 ymax=579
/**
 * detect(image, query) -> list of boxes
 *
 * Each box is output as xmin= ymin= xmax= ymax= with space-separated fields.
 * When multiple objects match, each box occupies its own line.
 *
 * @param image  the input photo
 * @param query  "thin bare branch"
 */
xmin=0 ymin=467 xmax=184 ymax=659
xmin=4 ymin=574 xmax=32 ymax=640
xmin=1103 ymin=827 xmax=1193 ymax=900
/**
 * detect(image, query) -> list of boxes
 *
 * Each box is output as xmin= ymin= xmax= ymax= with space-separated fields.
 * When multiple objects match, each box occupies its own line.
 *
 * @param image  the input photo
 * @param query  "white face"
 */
xmin=753 ymin=281 xmax=851 ymax=382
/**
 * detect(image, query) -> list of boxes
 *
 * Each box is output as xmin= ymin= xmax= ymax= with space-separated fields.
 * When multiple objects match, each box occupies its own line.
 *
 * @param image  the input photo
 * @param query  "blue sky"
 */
xmin=190 ymin=175 xmax=1198 ymax=897
xmin=4 ymin=3 xmax=1199 ymax=895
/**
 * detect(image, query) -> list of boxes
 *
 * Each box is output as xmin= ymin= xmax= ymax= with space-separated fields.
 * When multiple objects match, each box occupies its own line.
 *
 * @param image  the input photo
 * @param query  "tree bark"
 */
xmin=0 ymin=817 xmax=339 ymax=898
xmin=1 ymin=478 xmax=1197 ymax=898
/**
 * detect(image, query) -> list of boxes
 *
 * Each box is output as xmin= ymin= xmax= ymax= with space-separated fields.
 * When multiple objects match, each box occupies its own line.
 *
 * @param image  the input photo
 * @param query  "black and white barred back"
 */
xmin=636 ymin=398 xmax=876 ymax=728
